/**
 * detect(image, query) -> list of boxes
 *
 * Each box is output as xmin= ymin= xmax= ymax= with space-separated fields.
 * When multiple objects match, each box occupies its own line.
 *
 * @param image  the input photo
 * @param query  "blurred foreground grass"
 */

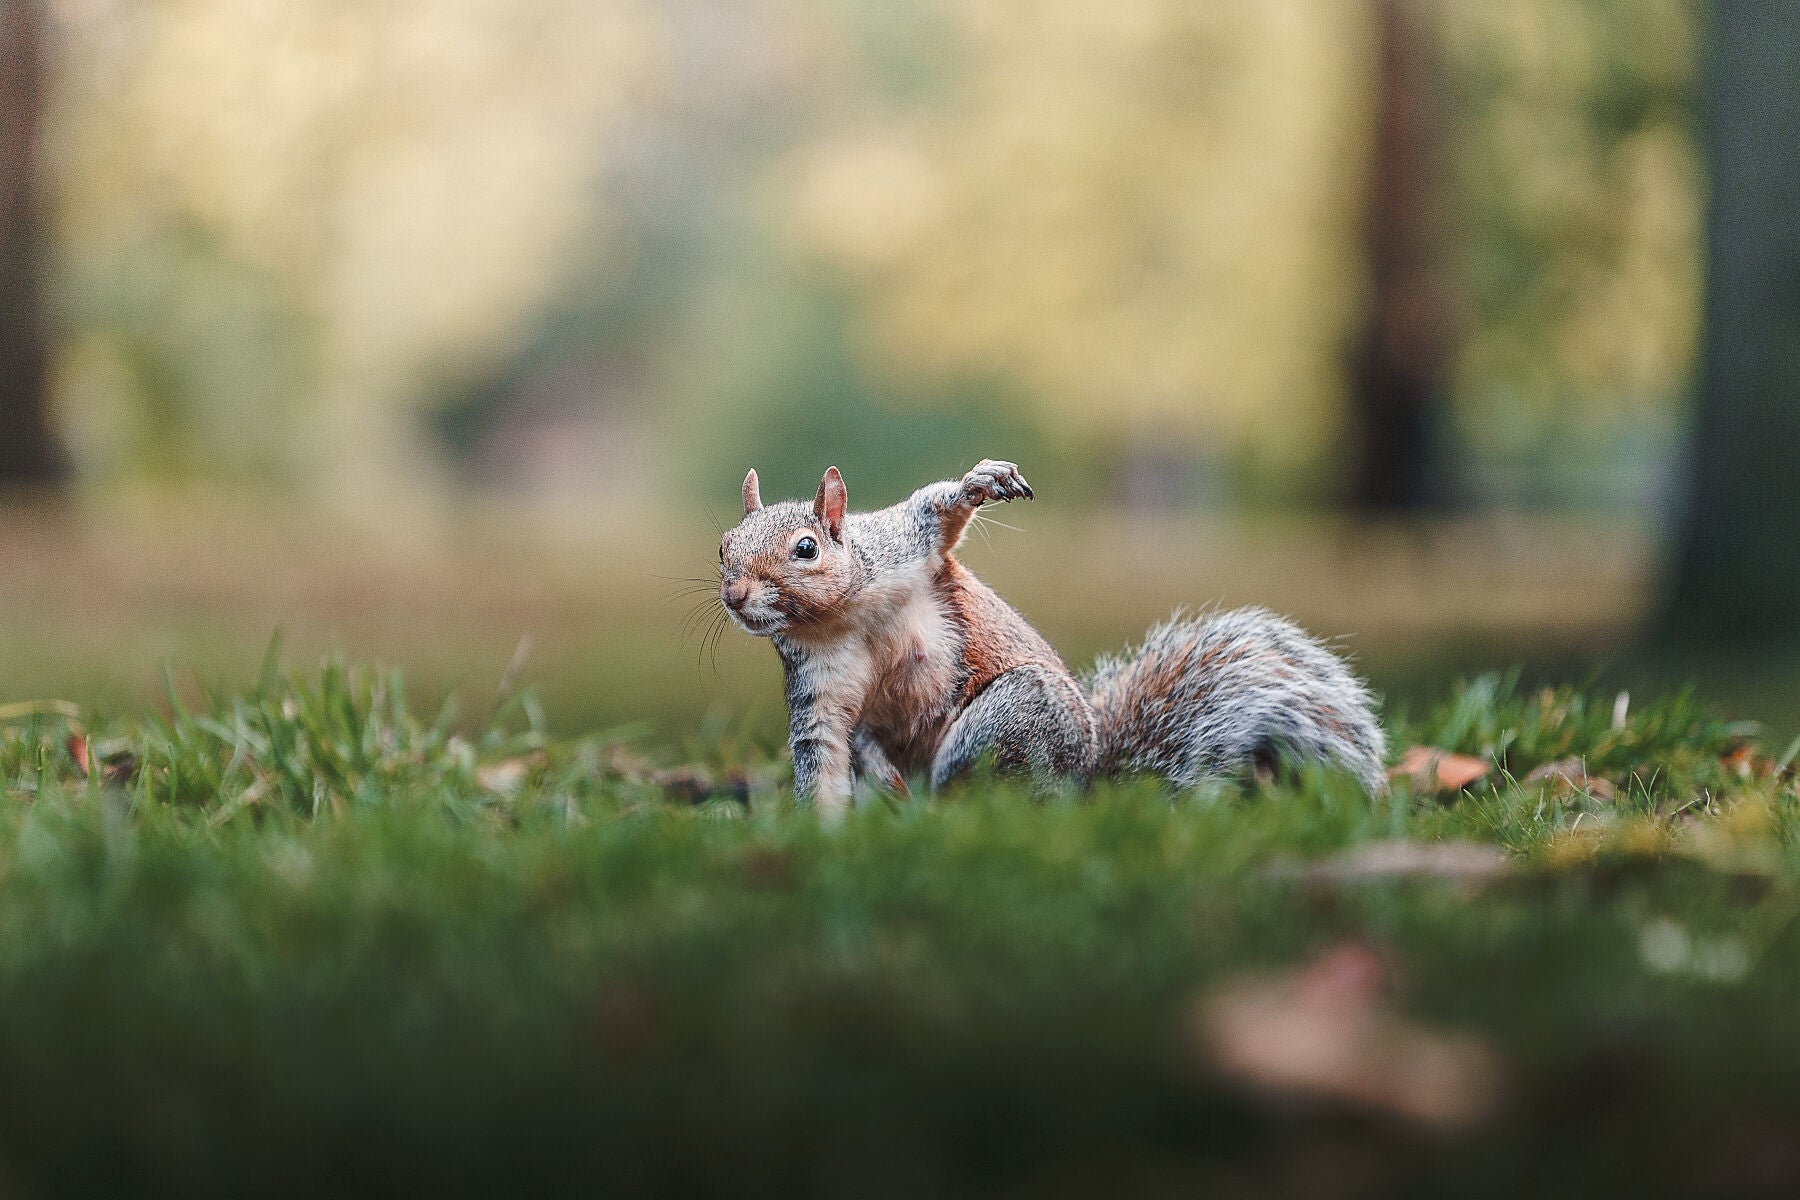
xmin=2 ymin=658 xmax=1800 ymax=1194
xmin=9 ymin=495 xmax=1793 ymax=749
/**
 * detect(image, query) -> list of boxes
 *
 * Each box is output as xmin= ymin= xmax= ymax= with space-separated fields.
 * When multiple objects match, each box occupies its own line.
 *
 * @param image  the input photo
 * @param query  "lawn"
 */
xmin=2 ymin=658 xmax=1799 ymax=1196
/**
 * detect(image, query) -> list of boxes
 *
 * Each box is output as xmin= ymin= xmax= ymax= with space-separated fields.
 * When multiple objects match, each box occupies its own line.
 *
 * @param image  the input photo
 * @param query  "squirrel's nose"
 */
xmin=722 ymin=578 xmax=753 ymax=609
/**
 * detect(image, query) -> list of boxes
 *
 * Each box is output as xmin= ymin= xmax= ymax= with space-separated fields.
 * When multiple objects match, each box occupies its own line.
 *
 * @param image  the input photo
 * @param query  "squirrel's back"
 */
xmin=1085 ymin=608 xmax=1387 ymax=792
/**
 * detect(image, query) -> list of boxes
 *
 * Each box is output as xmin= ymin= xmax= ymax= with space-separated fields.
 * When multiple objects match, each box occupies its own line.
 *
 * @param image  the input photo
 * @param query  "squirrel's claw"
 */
xmin=963 ymin=459 xmax=1034 ymax=506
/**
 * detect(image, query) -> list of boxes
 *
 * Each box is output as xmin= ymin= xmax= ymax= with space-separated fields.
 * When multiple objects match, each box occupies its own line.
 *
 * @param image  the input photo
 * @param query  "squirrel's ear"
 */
xmin=742 ymin=468 xmax=762 ymax=515
xmin=813 ymin=466 xmax=847 ymax=541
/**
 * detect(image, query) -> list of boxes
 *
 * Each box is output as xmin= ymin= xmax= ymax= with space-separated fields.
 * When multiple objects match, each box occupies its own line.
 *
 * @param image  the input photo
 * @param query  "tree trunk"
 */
xmin=0 ymin=0 xmax=67 ymax=488
xmin=1345 ymin=0 xmax=1450 ymax=513
xmin=1665 ymin=2 xmax=1800 ymax=643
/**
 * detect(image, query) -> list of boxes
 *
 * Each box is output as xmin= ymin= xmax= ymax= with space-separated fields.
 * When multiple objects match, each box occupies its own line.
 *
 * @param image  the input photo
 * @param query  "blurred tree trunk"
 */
xmin=1666 ymin=3 xmax=1800 ymax=642
xmin=0 ymin=0 xmax=67 ymax=488
xmin=1345 ymin=0 xmax=1450 ymax=513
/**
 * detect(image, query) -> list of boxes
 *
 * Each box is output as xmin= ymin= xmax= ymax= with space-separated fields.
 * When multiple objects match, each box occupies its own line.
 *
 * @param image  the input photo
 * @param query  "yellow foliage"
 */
xmin=787 ymin=0 xmax=1375 ymax=462
xmin=49 ymin=0 xmax=660 ymax=494
xmin=1542 ymin=813 xmax=1671 ymax=868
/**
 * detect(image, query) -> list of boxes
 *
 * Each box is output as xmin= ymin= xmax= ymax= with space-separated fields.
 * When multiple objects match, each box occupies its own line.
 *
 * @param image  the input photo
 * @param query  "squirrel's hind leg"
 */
xmin=929 ymin=666 xmax=1097 ymax=793
xmin=851 ymin=727 xmax=910 ymax=798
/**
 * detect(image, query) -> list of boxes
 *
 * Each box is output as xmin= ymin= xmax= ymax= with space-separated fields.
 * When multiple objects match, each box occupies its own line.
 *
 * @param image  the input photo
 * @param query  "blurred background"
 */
xmin=2 ymin=0 xmax=1796 ymax=747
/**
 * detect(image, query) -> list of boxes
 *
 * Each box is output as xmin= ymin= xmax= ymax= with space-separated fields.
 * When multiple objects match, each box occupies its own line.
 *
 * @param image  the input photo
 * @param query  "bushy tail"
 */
xmin=1084 ymin=608 xmax=1387 ymax=792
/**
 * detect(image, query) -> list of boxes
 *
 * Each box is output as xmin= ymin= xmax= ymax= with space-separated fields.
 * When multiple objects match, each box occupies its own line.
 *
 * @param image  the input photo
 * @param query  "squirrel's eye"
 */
xmin=794 ymin=537 xmax=819 ymax=560
xmin=719 ymin=544 xmax=725 ymax=562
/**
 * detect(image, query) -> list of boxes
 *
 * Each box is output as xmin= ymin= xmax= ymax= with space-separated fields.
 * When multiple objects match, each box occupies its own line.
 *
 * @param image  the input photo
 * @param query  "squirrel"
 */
xmin=718 ymin=460 xmax=1387 ymax=812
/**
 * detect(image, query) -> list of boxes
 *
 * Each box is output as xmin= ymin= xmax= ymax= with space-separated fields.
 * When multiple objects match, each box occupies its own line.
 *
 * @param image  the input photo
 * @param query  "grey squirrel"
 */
xmin=718 ymin=460 xmax=1387 ymax=812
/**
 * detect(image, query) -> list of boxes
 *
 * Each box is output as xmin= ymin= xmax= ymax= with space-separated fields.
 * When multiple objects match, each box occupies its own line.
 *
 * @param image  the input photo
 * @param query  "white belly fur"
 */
xmin=855 ymin=572 xmax=961 ymax=766
xmin=798 ymin=564 xmax=961 ymax=770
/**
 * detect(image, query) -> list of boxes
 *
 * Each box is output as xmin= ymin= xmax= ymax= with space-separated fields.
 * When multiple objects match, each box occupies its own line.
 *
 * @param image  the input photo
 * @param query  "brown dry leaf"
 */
xmin=1389 ymin=746 xmax=1491 ymax=793
xmin=1194 ymin=943 xmax=1503 ymax=1129
xmin=1524 ymin=757 xmax=1617 ymax=801
xmin=652 ymin=766 xmax=751 ymax=807
xmin=1721 ymin=745 xmax=1778 ymax=781
xmin=603 ymin=745 xmax=656 ymax=784
xmin=1283 ymin=839 xmax=1512 ymax=887
xmin=66 ymin=732 xmax=90 ymax=775
xmin=599 ymin=746 xmax=754 ymax=805
xmin=62 ymin=732 xmax=136 ymax=787
xmin=475 ymin=751 xmax=547 ymax=795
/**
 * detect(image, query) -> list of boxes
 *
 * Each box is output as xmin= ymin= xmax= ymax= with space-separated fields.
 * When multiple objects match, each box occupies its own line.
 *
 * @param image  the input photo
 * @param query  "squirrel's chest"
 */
xmin=854 ymin=589 xmax=963 ymax=766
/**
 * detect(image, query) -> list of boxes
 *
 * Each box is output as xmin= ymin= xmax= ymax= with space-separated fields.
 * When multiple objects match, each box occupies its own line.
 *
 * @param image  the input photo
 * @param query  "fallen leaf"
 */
xmin=62 ymin=732 xmax=136 ymax=787
xmin=1389 ymin=746 xmax=1491 ymax=793
xmin=1524 ymin=757 xmax=1616 ymax=801
xmin=1193 ymin=943 xmax=1503 ymax=1129
xmin=66 ymin=732 xmax=90 ymax=775
xmin=601 ymin=746 xmax=755 ymax=805
xmin=1721 ymin=745 xmax=1778 ymax=781
xmin=475 ymin=751 xmax=547 ymax=795
xmin=1280 ymin=839 xmax=1512 ymax=887
xmin=652 ymin=766 xmax=751 ymax=806
xmin=603 ymin=745 xmax=656 ymax=784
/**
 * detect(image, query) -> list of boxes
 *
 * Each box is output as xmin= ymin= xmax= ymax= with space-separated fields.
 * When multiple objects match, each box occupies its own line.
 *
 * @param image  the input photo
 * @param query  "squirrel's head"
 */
xmin=718 ymin=466 xmax=858 ymax=638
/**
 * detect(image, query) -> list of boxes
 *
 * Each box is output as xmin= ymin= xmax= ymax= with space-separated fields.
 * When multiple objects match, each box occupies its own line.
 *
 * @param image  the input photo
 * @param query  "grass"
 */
xmin=2 ymin=657 xmax=1800 ymax=1196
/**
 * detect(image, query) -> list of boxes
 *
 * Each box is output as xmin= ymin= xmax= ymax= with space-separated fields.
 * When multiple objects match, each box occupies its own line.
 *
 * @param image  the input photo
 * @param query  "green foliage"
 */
xmin=1422 ymin=672 xmax=1746 ymax=797
xmin=1440 ymin=0 xmax=1703 ymax=505
xmin=1 ymin=662 xmax=1798 ymax=1193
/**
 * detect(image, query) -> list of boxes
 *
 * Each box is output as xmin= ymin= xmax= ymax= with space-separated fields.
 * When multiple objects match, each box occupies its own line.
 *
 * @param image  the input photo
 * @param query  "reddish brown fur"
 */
xmin=1094 ymin=639 xmax=1209 ymax=757
xmin=723 ymin=521 xmax=860 ymax=629
xmin=849 ymin=558 xmax=1073 ymax=777
xmin=935 ymin=505 xmax=978 ymax=555
xmin=939 ymin=560 xmax=1066 ymax=709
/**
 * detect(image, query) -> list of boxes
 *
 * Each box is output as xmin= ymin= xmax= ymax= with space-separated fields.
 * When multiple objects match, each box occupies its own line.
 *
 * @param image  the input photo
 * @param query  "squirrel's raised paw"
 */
xmin=960 ymin=459 xmax=1034 ymax=506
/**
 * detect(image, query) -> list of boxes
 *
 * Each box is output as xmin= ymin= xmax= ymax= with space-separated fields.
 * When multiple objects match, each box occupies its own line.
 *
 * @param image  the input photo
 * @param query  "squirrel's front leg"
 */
xmin=930 ymin=459 xmax=1034 ymax=553
xmin=785 ymin=688 xmax=856 ymax=817
xmin=790 ymin=723 xmax=854 ymax=816
xmin=778 ymin=642 xmax=858 ymax=815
